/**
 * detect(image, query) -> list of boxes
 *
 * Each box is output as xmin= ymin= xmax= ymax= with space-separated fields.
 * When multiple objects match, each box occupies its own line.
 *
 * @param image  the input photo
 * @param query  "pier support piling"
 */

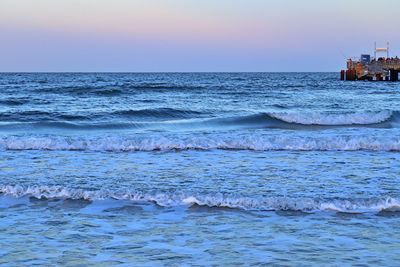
xmin=340 ymin=70 xmax=345 ymax=81
xmin=345 ymin=69 xmax=356 ymax=81
xmin=390 ymin=69 xmax=399 ymax=82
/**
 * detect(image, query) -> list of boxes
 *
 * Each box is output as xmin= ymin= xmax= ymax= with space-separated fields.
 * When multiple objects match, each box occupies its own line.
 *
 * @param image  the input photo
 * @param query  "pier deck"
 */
xmin=341 ymin=43 xmax=400 ymax=81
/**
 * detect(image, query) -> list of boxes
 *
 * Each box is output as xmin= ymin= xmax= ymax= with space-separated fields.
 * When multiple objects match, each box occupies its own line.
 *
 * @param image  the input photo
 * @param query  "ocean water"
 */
xmin=0 ymin=72 xmax=400 ymax=266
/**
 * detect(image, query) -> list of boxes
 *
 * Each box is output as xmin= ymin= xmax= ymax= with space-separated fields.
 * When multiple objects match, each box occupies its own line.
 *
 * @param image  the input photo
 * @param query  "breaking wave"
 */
xmin=1 ymin=185 xmax=399 ymax=213
xmin=266 ymin=110 xmax=396 ymax=126
xmin=0 ymin=134 xmax=400 ymax=152
xmin=198 ymin=110 xmax=399 ymax=130
xmin=0 ymin=110 xmax=397 ymax=131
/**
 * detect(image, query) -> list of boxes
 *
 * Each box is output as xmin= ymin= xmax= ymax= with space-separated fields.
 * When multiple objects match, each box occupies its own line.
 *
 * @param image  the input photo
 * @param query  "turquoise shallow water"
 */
xmin=0 ymin=73 xmax=400 ymax=265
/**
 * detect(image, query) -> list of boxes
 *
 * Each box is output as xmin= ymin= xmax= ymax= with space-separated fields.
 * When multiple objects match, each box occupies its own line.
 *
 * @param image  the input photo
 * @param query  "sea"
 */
xmin=0 ymin=72 xmax=399 ymax=266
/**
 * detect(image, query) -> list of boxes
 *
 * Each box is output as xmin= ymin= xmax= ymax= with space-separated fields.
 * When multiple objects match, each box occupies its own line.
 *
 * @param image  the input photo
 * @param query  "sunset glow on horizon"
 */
xmin=1 ymin=0 xmax=399 ymax=71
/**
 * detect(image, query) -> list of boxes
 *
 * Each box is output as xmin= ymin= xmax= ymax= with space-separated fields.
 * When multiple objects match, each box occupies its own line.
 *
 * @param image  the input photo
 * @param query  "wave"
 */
xmin=0 ymin=110 xmax=396 ymax=131
xmin=0 ymin=108 xmax=205 ymax=123
xmin=202 ymin=111 xmax=399 ymax=130
xmin=125 ymin=82 xmax=204 ymax=90
xmin=36 ymin=83 xmax=204 ymax=95
xmin=1 ymin=185 xmax=399 ymax=213
xmin=94 ymin=88 xmax=122 ymax=95
xmin=0 ymin=111 xmax=91 ymax=122
xmin=0 ymin=98 xmax=29 ymax=106
xmin=0 ymin=122 xmax=144 ymax=131
xmin=115 ymin=108 xmax=205 ymax=119
xmin=1 ymin=135 xmax=399 ymax=152
xmin=266 ymin=111 xmax=396 ymax=126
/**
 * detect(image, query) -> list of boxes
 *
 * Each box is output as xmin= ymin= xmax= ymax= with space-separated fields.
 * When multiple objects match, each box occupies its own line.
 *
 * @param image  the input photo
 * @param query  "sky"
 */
xmin=1 ymin=0 xmax=399 ymax=72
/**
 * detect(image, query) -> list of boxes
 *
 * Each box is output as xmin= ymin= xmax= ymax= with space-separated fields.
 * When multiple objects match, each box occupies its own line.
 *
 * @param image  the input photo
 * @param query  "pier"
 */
xmin=341 ymin=42 xmax=400 ymax=81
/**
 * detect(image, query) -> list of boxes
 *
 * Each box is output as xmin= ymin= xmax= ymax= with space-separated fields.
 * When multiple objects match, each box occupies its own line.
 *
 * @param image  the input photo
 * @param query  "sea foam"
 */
xmin=267 ymin=110 xmax=394 ymax=125
xmin=1 ymin=134 xmax=399 ymax=152
xmin=1 ymin=185 xmax=399 ymax=213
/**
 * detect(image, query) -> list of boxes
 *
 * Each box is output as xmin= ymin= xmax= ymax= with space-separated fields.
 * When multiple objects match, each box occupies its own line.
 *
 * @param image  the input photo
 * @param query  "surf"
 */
xmin=1 ymin=134 xmax=399 ymax=152
xmin=266 ymin=110 xmax=396 ymax=126
xmin=1 ymin=185 xmax=399 ymax=213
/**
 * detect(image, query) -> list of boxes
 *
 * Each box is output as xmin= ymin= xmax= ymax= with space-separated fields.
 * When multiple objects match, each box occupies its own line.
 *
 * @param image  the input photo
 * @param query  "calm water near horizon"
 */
xmin=1 ymin=72 xmax=400 ymax=265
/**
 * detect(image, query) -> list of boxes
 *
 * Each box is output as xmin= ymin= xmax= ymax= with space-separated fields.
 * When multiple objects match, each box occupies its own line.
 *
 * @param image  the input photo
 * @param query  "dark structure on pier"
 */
xmin=341 ymin=42 xmax=400 ymax=81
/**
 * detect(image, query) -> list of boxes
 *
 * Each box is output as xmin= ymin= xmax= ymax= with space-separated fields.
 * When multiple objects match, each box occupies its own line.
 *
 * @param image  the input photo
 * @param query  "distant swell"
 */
xmin=124 ymin=83 xmax=204 ymax=90
xmin=1 ymin=135 xmax=400 ymax=152
xmin=115 ymin=108 xmax=204 ymax=119
xmin=1 ymin=185 xmax=399 ymax=213
xmin=0 ymin=108 xmax=205 ymax=122
xmin=0 ymin=98 xmax=29 ymax=106
xmin=36 ymin=83 xmax=204 ymax=95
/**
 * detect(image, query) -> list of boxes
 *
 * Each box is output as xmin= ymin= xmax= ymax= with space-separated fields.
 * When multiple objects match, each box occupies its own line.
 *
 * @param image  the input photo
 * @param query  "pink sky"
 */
xmin=1 ymin=0 xmax=399 ymax=71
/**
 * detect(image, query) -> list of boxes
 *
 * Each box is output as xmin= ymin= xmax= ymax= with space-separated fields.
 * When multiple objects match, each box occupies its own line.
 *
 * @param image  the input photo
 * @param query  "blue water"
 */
xmin=1 ymin=73 xmax=400 ymax=265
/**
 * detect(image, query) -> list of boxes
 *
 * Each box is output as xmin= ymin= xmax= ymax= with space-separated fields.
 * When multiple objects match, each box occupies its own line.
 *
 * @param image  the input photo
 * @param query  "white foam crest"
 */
xmin=0 ymin=135 xmax=400 ymax=152
xmin=268 ymin=111 xmax=393 ymax=125
xmin=1 ymin=185 xmax=400 ymax=213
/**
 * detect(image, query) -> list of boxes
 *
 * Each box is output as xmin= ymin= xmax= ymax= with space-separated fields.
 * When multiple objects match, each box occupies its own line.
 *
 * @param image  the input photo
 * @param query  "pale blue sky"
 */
xmin=0 ymin=0 xmax=399 ymax=72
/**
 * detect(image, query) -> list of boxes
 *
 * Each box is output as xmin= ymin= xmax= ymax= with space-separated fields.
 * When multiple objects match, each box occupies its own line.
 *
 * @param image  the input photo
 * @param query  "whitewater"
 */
xmin=1 ymin=72 xmax=400 ymax=266
xmin=2 ymin=185 xmax=400 ymax=213
xmin=1 ymin=133 xmax=400 ymax=151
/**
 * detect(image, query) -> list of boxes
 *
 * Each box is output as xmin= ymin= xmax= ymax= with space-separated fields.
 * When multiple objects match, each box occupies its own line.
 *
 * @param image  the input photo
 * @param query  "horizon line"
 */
xmin=0 ymin=71 xmax=339 ymax=74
